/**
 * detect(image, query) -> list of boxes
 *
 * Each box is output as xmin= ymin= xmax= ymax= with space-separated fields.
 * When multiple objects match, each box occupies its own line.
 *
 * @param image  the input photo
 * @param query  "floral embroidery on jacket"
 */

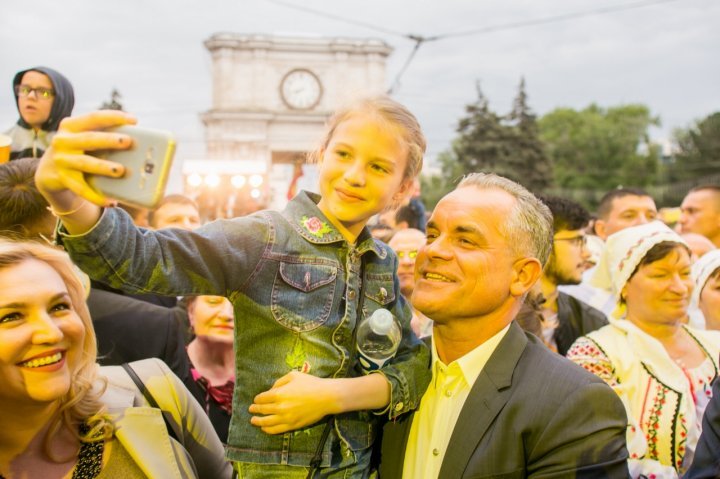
xmin=301 ymin=216 xmax=332 ymax=238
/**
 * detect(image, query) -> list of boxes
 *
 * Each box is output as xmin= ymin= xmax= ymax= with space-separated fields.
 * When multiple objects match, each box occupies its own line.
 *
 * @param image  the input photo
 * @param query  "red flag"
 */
xmin=287 ymin=161 xmax=304 ymax=201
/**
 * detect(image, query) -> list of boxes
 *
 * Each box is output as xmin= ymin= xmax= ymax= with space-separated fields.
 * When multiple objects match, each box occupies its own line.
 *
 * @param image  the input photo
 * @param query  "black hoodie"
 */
xmin=6 ymin=66 xmax=75 ymax=160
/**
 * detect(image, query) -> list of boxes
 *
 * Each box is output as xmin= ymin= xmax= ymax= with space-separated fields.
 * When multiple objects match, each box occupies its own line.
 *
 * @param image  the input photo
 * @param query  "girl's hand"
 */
xmin=36 ymin=110 xmax=137 ymax=207
xmin=249 ymin=372 xmax=341 ymax=435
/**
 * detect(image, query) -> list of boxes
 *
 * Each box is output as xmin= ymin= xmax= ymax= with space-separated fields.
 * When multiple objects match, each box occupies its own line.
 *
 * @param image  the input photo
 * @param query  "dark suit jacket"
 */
xmin=684 ymin=376 xmax=720 ymax=478
xmin=555 ymin=292 xmax=608 ymax=356
xmin=87 ymin=288 xmax=190 ymax=383
xmin=378 ymin=321 xmax=630 ymax=479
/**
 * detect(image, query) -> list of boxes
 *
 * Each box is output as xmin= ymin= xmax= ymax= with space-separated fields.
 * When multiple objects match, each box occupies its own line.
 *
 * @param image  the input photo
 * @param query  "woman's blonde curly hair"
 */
xmin=0 ymin=238 xmax=113 ymax=461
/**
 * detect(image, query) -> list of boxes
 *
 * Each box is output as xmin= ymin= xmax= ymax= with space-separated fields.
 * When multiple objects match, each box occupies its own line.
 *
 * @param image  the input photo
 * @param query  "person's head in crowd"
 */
xmin=186 ymin=295 xmax=235 ymax=345
xmin=594 ymin=187 xmax=657 ymax=240
xmin=0 ymin=239 xmax=112 ymax=462
xmin=691 ymin=249 xmax=720 ymax=331
xmin=679 ymin=185 xmax=720 ymax=247
xmin=118 ymin=204 xmax=150 ymax=228
xmin=394 ymin=203 xmax=423 ymax=230
xmin=412 ymin=172 xmax=551 ymax=338
xmin=369 ymin=222 xmax=395 ymax=243
xmin=681 ymin=232 xmax=716 ymax=263
xmin=539 ymin=196 xmax=592 ymax=287
xmin=307 ymin=95 xmax=425 ymax=242
xmin=12 ymin=67 xmax=74 ymax=133
xmin=148 ymin=194 xmax=201 ymax=230
xmin=8 ymin=67 xmax=74 ymax=161
xmin=388 ymin=228 xmax=426 ymax=299
xmin=0 ymin=157 xmax=55 ymax=240
xmin=591 ymin=221 xmax=691 ymax=320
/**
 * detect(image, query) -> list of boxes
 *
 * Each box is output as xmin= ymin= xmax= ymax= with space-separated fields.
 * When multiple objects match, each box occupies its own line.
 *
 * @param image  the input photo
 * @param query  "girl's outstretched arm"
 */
xmin=249 ymin=372 xmax=390 ymax=435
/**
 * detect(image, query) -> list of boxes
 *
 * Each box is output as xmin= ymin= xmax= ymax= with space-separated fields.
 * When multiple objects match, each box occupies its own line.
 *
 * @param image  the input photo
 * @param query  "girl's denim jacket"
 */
xmin=59 ymin=191 xmax=431 ymax=467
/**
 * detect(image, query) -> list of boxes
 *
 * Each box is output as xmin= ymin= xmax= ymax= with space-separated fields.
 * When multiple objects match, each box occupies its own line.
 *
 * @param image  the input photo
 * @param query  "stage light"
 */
xmin=231 ymin=175 xmax=246 ymax=189
xmin=249 ymin=174 xmax=264 ymax=188
xmin=204 ymin=174 xmax=220 ymax=188
xmin=187 ymin=173 xmax=202 ymax=187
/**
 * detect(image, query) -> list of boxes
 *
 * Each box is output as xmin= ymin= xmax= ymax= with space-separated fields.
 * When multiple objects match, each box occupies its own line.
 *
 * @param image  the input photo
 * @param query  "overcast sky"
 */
xmin=2 ymin=0 xmax=718 ymax=186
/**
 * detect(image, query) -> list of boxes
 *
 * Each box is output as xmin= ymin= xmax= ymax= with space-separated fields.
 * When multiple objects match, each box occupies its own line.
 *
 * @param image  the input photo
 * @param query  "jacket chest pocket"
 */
xmin=271 ymin=261 xmax=338 ymax=332
xmin=362 ymin=273 xmax=397 ymax=316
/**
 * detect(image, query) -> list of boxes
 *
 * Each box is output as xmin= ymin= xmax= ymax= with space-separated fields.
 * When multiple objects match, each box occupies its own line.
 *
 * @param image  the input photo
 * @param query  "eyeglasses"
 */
xmin=15 ymin=84 xmax=55 ymax=100
xmin=396 ymin=250 xmax=418 ymax=259
xmin=554 ymin=235 xmax=587 ymax=248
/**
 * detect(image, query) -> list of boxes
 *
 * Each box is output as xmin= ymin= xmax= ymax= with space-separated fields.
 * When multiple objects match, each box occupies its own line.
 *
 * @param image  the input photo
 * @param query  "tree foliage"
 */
xmin=671 ymin=112 xmax=720 ymax=180
xmin=100 ymin=89 xmax=124 ymax=111
xmin=538 ymin=104 xmax=660 ymax=192
xmin=428 ymin=79 xmax=553 ymax=200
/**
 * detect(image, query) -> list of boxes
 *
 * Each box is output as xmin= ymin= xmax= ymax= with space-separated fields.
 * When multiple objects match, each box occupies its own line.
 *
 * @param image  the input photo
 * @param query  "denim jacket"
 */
xmin=60 ymin=191 xmax=431 ymax=467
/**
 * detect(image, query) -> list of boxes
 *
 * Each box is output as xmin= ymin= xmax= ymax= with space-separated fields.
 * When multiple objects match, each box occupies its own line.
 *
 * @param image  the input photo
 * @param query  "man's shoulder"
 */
xmin=511 ymin=333 xmax=609 ymax=392
xmin=88 ymin=288 xmax=176 ymax=324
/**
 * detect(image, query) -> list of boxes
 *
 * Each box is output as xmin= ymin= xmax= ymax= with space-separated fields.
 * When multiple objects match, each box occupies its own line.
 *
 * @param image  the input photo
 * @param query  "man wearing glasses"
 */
xmin=4 ymin=66 xmax=74 ymax=160
xmin=536 ymin=196 xmax=608 ymax=355
xmin=388 ymin=228 xmax=433 ymax=338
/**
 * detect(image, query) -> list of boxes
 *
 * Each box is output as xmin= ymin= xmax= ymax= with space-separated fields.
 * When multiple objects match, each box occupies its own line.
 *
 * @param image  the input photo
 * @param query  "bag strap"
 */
xmin=121 ymin=362 xmax=180 ymax=443
xmin=306 ymin=257 xmax=367 ymax=479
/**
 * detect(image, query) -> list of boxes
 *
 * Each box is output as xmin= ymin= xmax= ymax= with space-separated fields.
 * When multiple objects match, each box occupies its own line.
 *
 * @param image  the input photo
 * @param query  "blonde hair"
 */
xmin=0 ymin=239 xmax=113 ymax=460
xmin=308 ymin=95 xmax=426 ymax=184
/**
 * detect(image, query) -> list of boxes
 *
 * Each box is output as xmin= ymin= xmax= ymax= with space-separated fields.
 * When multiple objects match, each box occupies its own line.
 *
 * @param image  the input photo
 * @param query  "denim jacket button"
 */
xmin=347 ymin=290 xmax=357 ymax=300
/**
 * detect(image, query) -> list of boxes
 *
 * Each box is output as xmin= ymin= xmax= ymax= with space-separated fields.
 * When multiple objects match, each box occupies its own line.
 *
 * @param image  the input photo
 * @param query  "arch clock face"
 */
xmin=280 ymin=69 xmax=322 ymax=110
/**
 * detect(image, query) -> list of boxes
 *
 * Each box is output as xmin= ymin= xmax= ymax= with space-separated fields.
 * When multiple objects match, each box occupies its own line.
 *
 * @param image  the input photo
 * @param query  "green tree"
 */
xmin=429 ymin=80 xmax=552 ymax=197
xmin=100 ymin=89 xmax=124 ymax=110
xmin=505 ymin=77 xmax=553 ymax=191
xmin=539 ymin=104 xmax=660 ymax=193
xmin=672 ymin=112 xmax=720 ymax=180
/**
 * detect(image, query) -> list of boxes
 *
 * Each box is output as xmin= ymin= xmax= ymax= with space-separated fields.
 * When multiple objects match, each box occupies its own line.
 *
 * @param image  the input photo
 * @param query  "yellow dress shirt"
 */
xmin=402 ymin=324 xmax=511 ymax=479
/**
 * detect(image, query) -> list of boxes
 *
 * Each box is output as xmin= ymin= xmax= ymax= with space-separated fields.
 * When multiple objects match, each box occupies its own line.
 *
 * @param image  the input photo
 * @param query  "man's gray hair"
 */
xmin=457 ymin=173 xmax=553 ymax=265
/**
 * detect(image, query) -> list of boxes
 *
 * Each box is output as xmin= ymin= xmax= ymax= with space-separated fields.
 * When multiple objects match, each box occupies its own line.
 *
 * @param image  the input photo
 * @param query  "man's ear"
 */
xmin=510 ymin=257 xmax=543 ymax=297
xmin=594 ymin=219 xmax=607 ymax=240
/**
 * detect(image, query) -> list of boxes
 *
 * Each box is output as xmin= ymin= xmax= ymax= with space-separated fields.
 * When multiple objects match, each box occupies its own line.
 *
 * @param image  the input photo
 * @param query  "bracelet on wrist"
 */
xmin=47 ymin=199 xmax=87 ymax=217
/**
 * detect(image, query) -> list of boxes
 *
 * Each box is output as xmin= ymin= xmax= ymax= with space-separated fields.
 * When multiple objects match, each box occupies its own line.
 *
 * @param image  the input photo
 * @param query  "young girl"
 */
xmin=35 ymin=96 xmax=431 ymax=477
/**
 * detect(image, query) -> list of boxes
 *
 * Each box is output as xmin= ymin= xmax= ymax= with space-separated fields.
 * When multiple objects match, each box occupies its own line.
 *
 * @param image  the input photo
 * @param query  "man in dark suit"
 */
xmin=378 ymin=173 xmax=629 ymax=479
xmin=87 ymin=288 xmax=190 ymax=382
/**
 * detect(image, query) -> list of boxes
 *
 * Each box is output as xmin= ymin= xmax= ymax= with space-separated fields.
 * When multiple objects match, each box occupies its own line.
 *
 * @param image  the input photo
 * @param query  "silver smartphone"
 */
xmin=88 ymin=125 xmax=176 ymax=209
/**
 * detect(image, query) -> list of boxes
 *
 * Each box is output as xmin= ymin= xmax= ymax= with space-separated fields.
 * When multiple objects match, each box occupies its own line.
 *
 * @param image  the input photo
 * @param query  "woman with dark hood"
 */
xmin=4 ymin=66 xmax=74 ymax=160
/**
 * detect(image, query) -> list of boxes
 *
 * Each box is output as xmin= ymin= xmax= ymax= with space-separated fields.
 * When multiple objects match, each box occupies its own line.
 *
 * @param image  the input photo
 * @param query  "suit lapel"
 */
xmin=380 ymin=336 xmax=431 ymax=478
xmin=438 ymin=322 xmax=528 ymax=479
xmin=380 ymin=412 xmax=415 ymax=478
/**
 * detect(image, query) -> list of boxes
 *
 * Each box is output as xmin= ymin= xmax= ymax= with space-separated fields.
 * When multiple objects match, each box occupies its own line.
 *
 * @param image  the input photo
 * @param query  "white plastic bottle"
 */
xmin=356 ymin=308 xmax=402 ymax=372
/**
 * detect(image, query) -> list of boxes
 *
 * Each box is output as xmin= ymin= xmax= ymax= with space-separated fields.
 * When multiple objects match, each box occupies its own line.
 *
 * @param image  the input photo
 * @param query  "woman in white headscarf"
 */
xmin=690 ymin=249 xmax=720 ymax=331
xmin=567 ymin=221 xmax=720 ymax=478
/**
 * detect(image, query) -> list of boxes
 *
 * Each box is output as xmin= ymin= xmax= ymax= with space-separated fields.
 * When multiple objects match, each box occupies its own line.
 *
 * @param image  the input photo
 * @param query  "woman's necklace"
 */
xmin=72 ymin=422 xmax=104 ymax=478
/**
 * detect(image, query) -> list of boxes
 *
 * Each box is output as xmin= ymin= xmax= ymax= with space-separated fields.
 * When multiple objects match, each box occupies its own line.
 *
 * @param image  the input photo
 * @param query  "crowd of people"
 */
xmin=1 ymin=65 xmax=720 ymax=479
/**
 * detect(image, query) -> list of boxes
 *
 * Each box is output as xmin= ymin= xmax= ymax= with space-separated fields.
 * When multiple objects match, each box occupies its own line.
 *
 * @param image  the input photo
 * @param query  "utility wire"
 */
xmin=266 ymin=0 xmax=687 ymax=93
xmin=387 ymin=36 xmax=424 ymax=94
xmin=264 ymin=0 xmax=408 ymax=38
xmin=438 ymin=0 xmax=683 ymax=39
